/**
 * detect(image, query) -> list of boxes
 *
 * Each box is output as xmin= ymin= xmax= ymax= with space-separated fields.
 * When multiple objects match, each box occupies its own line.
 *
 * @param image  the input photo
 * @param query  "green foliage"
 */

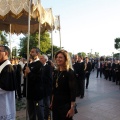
xmin=0 ymin=31 xmax=8 ymax=45
xmin=77 ymin=52 xmax=86 ymax=58
xmin=46 ymin=45 xmax=61 ymax=59
xmin=114 ymin=53 xmax=120 ymax=59
xmin=40 ymin=32 xmax=51 ymax=54
xmin=12 ymin=47 xmax=17 ymax=57
xmin=114 ymin=38 xmax=120 ymax=49
xmin=19 ymin=32 xmax=51 ymax=57
xmin=19 ymin=36 xmax=27 ymax=58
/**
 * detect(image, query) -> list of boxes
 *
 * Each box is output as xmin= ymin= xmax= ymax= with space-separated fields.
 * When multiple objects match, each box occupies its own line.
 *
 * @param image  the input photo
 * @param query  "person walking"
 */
xmin=0 ymin=45 xmax=16 ymax=120
xmin=77 ymin=56 xmax=85 ymax=98
xmin=24 ymin=47 xmax=44 ymax=120
xmin=96 ymin=59 xmax=103 ymax=78
xmin=85 ymin=57 xmax=92 ymax=89
xmin=73 ymin=54 xmax=80 ymax=97
xmin=39 ymin=54 xmax=53 ymax=120
xmin=50 ymin=49 xmax=77 ymax=120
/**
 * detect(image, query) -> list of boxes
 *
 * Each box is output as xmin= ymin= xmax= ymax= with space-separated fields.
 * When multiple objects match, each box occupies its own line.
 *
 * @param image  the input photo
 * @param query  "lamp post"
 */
xmin=58 ymin=15 xmax=61 ymax=49
xmin=112 ymin=52 xmax=114 ymax=62
xmin=91 ymin=49 xmax=92 ymax=54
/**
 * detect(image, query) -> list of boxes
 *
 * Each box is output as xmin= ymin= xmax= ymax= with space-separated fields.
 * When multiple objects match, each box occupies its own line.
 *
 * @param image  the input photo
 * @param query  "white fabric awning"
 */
xmin=0 ymin=0 xmax=55 ymax=33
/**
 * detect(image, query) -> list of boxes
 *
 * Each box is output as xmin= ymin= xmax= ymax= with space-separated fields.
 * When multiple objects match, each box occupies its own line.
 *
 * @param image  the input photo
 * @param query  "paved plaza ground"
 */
xmin=16 ymin=70 xmax=120 ymax=120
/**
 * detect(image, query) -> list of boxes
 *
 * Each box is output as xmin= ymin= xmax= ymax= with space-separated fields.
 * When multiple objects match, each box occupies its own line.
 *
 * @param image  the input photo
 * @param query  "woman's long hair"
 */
xmin=54 ymin=49 xmax=73 ymax=71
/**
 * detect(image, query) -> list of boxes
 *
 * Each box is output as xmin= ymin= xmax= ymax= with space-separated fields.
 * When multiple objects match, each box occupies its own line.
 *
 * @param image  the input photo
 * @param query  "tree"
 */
xmin=78 ymin=52 xmax=86 ymax=58
xmin=0 ymin=31 xmax=8 ymax=45
xmin=40 ymin=32 xmax=51 ymax=53
xmin=12 ymin=46 xmax=17 ymax=57
xmin=46 ymin=45 xmax=61 ymax=59
xmin=19 ymin=32 xmax=51 ymax=57
xmin=114 ymin=38 xmax=120 ymax=49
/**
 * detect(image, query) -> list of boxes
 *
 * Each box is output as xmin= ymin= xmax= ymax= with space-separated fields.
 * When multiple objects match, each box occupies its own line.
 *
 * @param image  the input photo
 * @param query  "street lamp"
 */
xmin=112 ymin=52 xmax=114 ymax=62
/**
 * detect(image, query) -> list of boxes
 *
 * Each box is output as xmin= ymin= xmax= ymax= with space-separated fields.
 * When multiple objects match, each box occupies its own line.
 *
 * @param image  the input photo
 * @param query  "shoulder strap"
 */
xmin=0 ymin=60 xmax=11 ymax=73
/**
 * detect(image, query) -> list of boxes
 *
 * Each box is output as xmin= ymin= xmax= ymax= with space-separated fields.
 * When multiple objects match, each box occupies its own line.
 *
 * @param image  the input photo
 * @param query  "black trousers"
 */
xmin=85 ymin=72 xmax=90 ymax=88
xmin=79 ymin=79 xmax=85 ymax=97
xmin=76 ymin=77 xmax=80 ymax=96
xmin=27 ymin=99 xmax=44 ymax=120
xmin=96 ymin=68 xmax=102 ymax=77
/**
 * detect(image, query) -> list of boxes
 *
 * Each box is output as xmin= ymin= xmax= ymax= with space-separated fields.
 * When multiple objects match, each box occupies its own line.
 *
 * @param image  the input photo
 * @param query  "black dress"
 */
xmin=52 ymin=69 xmax=76 ymax=120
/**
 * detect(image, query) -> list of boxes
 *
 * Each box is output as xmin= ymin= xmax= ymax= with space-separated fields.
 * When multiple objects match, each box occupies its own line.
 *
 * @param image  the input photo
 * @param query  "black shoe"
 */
xmin=86 ymin=86 xmax=88 ymax=89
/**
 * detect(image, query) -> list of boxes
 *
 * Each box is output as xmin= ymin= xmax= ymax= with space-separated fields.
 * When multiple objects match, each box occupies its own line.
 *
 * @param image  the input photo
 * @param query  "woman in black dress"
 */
xmin=50 ymin=49 xmax=77 ymax=120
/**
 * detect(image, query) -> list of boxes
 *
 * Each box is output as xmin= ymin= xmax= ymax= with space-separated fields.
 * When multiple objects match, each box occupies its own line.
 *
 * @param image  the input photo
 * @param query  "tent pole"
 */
xmin=38 ymin=0 xmax=41 ymax=49
xmin=50 ymin=8 xmax=53 ymax=60
xmin=26 ymin=0 xmax=31 ymax=120
xmin=27 ymin=1 xmax=31 ymax=63
xmin=51 ymin=30 xmax=53 ymax=60
xmin=38 ymin=22 xmax=41 ymax=49
xmin=58 ymin=16 xmax=61 ymax=49
xmin=9 ymin=24 xmax=12 ymax=59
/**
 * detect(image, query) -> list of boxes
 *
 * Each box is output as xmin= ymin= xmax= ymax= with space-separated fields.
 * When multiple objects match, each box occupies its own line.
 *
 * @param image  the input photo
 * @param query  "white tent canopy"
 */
xmin=0 ymin=0 xmax=54 ymax=33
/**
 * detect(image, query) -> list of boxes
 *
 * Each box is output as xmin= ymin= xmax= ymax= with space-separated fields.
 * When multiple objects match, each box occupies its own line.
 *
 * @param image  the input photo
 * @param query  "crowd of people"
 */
xmin=0 ymin=45 xmax=120 ymax=120
xmin=0 ymin=46 xmax=77 ymax=120
xmin=96 ymin=59 xmax=120 ymax=85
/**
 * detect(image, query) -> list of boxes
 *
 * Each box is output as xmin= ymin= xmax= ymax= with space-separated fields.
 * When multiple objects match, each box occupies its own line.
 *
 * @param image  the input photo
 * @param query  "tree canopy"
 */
xmin=19 ymin=32 xmax=62 ymax=58
xmin=114 ymin=38 xmax=120 ymax=49
xmin=78 ymin=52 xmax=86 ymax=58
xmin=0 ymin=31 xmax=8 ymax=45
xmin=19 ymin=32 xmax=51 ymax=57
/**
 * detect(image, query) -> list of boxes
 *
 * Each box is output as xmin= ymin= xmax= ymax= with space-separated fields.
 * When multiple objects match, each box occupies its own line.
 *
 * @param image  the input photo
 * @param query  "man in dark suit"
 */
xmin=111 ymin=60 xmax=117 ymax=82
xmin=85 ymin=57 xmax=92 ymax=89
xmin=39 ymin=54 xmax=53 ymax=120
xmin=96 ymin=59 xmax=103 ymax=78
xmin=24 ymin=47 xmax=44 ymax=120
xmin=78 ymin=56 xmax=85 ymax=98
xmin=73 ymin=55 xmax=80 ymax=96
xmin=108 ymin=60 xmax=112 ymax=81
xmin=74 ymin=55 xmax=85 ymax=98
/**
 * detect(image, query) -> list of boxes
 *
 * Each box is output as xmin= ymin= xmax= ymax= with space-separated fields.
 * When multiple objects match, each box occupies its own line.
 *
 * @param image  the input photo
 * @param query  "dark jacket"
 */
xmin=73 ymin=62 xmax=85 ymax=80
xmin=85 ymin=62 xmax=92 ymax=73
xmin=0 ymin=65 xmax=16 ymax=91
xmin=41 ymin=64 xmax=53 ymax=97
xmin=27 ymin=61 xmax=44 ymax=101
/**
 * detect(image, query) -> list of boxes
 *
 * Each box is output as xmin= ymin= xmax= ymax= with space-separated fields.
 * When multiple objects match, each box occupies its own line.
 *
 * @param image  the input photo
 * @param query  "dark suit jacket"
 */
xmin=73 ymin=62 xmax=79 ymax=75
xmin=73 ymin=62 xmax=85 ymax=80
xmin=27 ymin=61 xmax=44 ymax=101
xmin=85 ymin=62 xmax=92 ymax=73
xmin=96 ymin=62 xmax=103 ymax=69
xmin=42 ymin=64 xmax=53 ymax=97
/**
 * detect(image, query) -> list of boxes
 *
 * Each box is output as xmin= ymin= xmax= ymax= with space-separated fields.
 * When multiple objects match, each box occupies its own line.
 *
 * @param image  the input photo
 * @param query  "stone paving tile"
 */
xmin=73 ymin=70 xmax=120 ymax=120
xmin=16 ymin=70 xmax=120 ymax=120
